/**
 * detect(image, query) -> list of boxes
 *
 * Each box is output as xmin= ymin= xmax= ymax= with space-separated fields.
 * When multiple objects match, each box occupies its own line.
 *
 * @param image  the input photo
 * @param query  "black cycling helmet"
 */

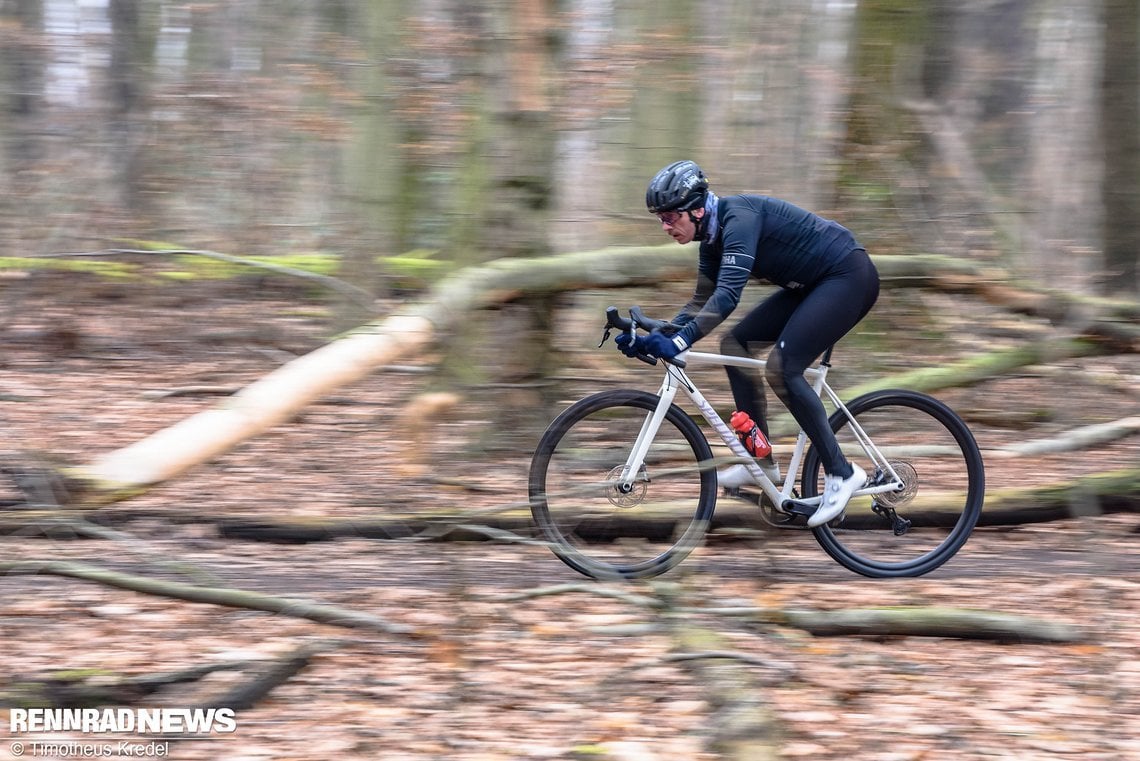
xmin=646 ymin=160 xmax=709 ymax=214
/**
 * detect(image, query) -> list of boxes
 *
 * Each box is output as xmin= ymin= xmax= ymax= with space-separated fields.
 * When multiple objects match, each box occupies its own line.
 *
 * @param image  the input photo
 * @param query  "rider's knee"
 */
xmin=767 ymin=344 xmax=812 ymax=399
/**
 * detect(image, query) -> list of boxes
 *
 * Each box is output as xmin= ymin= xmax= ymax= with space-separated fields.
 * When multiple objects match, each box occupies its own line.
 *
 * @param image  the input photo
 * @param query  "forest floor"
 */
xmin=0 ymin=274 xmax=1138 ymax=760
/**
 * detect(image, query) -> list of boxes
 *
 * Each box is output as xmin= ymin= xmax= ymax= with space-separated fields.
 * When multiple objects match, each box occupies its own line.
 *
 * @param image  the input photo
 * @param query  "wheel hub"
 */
xmin=605 ymin=465 xmax=648 ymax=507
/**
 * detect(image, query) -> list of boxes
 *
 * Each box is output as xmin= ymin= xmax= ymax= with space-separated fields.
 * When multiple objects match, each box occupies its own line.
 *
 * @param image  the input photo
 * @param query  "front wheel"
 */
xmin=528 ymin=389 xmax=718 ymax=580
xmin=801 ymin=389 xmax=985 ymax=578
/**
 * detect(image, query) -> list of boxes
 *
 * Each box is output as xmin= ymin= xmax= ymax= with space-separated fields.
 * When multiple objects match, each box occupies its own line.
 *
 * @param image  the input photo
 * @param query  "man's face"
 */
xmin=657 ymin=207 xmax=703 ymax=244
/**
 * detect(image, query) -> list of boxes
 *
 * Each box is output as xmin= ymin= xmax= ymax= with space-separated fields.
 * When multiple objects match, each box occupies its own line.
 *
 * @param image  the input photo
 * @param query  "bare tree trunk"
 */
xmin=442 ymin=0 xmax=562 ymax=450
xmin=698 ymin=0 xmax=856 ymax=209
xmin=615 ymin=0 xmax=700 ymax=199
xmin=1025 ymin=0 xmax=1103 ymax=287
xmin=0 ymin=0 xmax=45 ymax=174
xmin=1099 ymin=0 xmax=1140 ymax=295
xmin=832 ymin=0 xmax=930 ymax=232
xmin=482 ymin=0 xmax=557 ymax=260
xmin=75 ymin=313 xmax=435 ymax=498
xmin=107 ymin=0 xmax=154 ymax=216
xmin=551 ymin=0 xmax=614 ymax=253
xmin=336 ymin=0 xmax=403 ymax=325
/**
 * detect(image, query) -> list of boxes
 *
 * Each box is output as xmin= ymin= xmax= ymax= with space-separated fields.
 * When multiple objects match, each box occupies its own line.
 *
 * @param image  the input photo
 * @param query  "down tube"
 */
xmin=683 ymin=382 xmax=788 ymax=504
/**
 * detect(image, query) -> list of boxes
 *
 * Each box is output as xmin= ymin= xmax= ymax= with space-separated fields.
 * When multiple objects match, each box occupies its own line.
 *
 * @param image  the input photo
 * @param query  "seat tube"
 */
xmin=812 ymin=361 xmax=829 ymax=394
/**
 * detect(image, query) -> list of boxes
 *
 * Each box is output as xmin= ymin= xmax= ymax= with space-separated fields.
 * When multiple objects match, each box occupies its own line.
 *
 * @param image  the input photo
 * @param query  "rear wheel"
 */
xmin=801 ymin=389 xmax=985 ymax=577
xmin=528 ymin=389 xmax=717 ymax=580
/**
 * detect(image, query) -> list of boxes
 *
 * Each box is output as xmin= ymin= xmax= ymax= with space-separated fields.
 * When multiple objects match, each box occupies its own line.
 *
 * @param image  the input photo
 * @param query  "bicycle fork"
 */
xmin=614 ymin=375 xmax=681 ymax=493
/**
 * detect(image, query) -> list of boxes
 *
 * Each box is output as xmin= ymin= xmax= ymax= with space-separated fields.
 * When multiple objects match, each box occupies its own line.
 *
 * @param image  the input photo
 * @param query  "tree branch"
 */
xmin=701 ymin=605 xmax=1086 ymax=643
xmin=0 ymin=560 xmax=418 ymax=636
xmin=45 ymin=248 xmax=377 ymax=310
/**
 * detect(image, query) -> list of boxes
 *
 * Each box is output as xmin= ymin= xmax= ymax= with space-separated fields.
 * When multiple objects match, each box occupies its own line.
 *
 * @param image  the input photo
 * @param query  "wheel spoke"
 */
xmin=529 ymin=390 xmax=717 ymax=579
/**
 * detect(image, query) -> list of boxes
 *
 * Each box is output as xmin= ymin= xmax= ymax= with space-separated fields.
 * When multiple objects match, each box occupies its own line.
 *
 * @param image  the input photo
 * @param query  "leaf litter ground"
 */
xmin=0 ymin=283 xmax=1137 ymax=760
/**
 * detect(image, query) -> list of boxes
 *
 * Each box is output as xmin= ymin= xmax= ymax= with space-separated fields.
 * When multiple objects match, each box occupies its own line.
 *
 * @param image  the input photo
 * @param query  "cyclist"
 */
xmin=616 ymin=160 xmax=880 ymax=527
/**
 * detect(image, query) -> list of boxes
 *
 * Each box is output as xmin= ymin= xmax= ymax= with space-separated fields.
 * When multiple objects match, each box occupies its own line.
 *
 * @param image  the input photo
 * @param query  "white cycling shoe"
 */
xmin=808 ymin=464 xmax=867 ymax=528
xmin=717 ymin=459 xmax=781 ymax=489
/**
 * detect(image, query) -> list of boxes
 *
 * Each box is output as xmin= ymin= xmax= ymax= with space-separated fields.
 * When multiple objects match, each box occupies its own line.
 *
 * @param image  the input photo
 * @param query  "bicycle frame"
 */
xmin=617 ymin=349 xmax=906 ymax=513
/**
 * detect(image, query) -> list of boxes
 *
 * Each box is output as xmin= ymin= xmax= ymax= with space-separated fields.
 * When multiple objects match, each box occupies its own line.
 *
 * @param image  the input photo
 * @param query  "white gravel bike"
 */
xmin=528 ymin=306 xmax=985 ymax=580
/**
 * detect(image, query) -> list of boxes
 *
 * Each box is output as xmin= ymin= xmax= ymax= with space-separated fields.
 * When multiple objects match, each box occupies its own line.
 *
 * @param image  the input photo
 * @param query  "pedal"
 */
xmin=783 ymin=499 xmax=848 ymax=527
xmin=780 ymin=499 xmax=817 ymax=518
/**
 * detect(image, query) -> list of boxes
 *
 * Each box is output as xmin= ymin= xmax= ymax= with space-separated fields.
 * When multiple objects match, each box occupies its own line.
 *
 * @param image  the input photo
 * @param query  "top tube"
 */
xmin=683 ymin=350 xmax=825 ymax=381
xmin=607 ymin=305 xmax=836 ymax=376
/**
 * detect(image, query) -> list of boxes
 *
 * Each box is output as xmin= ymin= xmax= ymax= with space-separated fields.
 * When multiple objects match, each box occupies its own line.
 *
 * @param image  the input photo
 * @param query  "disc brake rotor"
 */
xmin=605 ymin=465 xmax=648 ymax=507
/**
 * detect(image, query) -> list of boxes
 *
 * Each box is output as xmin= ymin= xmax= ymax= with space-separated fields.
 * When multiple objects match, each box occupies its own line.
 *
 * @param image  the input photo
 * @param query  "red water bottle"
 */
xmin=730 ymin=411 xmax=772 ymax=458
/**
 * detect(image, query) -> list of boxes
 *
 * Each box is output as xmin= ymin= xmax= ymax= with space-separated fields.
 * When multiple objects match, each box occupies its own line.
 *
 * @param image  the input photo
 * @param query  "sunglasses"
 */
xmin=656 ymin=210 xmax=683 ymax=225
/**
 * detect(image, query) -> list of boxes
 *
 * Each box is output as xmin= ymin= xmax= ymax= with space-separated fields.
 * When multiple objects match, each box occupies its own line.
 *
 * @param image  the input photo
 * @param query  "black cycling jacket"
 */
xmin=671 ymin=194 xmax=861 ymax=347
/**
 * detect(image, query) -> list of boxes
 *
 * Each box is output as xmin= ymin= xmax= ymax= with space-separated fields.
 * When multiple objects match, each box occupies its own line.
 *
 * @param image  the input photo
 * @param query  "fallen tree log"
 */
xmin=979 ymin=467 xmax=1140 ymax=523
xmin=3 ymin=468 xmax=1135 ymax=542
xmin=2 ymin=639 xmax=347 ymax=712
xmin=840 ymin=336 xmax=1110 ymax=400
xmin=39 ymin=247 xmax=377 ymax=310
xmin=2 ymin=661 xmax=247 ymax=709
xmin=14 ymin=246 xmax=1130 ymax=506
xmin=872 ymin=254 xmax=1139 ymax=346
xmin=62 ymin=245 xmax=692 ymax=504
xmin=992 ymin=416 xmax=1140 ymax=457
xmin=489 ymin=582 xmax=1086 ymax=644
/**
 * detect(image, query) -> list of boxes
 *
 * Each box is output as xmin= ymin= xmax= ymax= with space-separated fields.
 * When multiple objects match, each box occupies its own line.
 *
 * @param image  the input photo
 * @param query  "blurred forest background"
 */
xmin=1 ymin=0 xmax=1137 ymax=300
xmin=1 ymin=3 xmax=1139 ymax=760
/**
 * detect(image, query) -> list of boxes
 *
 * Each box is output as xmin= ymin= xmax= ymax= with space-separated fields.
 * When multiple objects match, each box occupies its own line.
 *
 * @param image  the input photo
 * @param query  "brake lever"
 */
xmin=600 ymin=306 xmax=682 ymax=368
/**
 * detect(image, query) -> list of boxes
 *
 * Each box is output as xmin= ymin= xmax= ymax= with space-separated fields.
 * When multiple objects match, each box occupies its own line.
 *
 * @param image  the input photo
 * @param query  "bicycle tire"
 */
xmin=528 ymin=389 xmax=718 ymax=580
xmin=801 ymin=389 xmax=985 ymax=578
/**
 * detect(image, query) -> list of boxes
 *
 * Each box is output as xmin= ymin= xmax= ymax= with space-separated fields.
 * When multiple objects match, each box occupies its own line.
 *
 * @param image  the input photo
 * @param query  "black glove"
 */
xmin=614 ymin=331 xmax=643 ymax=358
xmin=642 ymin=329 xmax=688 ymax=360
